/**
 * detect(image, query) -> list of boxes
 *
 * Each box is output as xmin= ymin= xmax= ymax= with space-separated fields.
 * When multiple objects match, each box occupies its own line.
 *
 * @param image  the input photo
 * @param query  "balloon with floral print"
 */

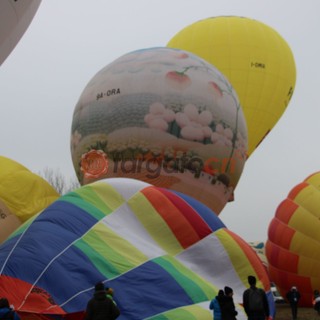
xmin=71 ymin=47 xmax=248 ymax=214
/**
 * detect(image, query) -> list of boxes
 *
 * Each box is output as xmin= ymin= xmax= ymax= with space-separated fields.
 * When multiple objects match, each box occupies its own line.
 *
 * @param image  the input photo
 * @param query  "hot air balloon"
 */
xmin=71 ymin=47 xmax=248 ymax=214
xmin=0 ymin=0 xmax=41 ymax=65
xmin=248 ymin=241 xmax=268 ymax=272
xmin=167 ymin=16 xmax=296 ymax=157
xmin=0 ymin=156 xmax=59 ymax=243
xmin=266 ymin=172 xmax=320 ymax=307
xmin=0 ymin=178 xmax=274 ymax=319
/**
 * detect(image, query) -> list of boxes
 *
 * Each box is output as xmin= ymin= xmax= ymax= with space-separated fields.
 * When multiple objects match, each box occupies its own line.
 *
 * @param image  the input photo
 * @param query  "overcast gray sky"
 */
xmin=1 ymin=1 xmax=319 ymax=243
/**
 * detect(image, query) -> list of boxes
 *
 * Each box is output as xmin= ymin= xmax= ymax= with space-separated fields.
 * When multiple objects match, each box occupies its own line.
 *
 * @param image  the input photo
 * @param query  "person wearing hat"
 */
xmin=286 ymin=286 xmax=301 ymax=320
xmin=219 ymin=286 xmax=238 ymax=320
xmin=242 ymin=275 xmax=269 ymax=320
xmin=85 ymin=281 xmax=120 ymax=320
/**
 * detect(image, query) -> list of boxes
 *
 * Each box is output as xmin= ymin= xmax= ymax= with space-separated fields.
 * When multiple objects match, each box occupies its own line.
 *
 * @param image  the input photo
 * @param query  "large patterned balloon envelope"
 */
xmin=266 ymin=172 xmax=320 ymax=306
xmin=71 ymin=47 xmax=248 ymax=214
xmin=167 ymin=16 xmax=296 ymax=157
xmin=0 ymin=178 xmax=274 ymax=320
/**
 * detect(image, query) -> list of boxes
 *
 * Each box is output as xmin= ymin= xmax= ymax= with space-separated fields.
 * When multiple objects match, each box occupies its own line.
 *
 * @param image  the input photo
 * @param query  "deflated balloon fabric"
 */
xmin=0 ymin=178 xmax=273 ymax=319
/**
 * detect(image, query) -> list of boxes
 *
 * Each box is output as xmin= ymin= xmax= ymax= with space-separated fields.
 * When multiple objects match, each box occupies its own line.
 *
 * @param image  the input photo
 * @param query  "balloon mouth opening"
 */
xmin=0 ymin=275 xmax=64 ymax=315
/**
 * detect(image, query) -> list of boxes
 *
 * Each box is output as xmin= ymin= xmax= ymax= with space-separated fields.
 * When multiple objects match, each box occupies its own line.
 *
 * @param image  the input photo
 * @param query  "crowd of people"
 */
xmin=209 ymin=286 xmax=238 ymax=320
xmin=209 ymin=277 xmax=320 ymax=320
xmin=2 ymin=277 xmax=320 ymax=319
xmin=210 ymin=275 xmax=269 ymax=320
xmin=81 ymin=279 xmax=319 ymax=320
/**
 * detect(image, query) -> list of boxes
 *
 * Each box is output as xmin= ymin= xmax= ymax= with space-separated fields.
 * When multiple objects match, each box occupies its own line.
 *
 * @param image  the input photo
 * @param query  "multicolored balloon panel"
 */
xmin=167 ymin=16 xmax=296 ymax=157
xmin=0 ymin=156 xmax=59 ymax=243
xmin=266 ymin=172 xmax=320 ymax=306
xmin=71 ymin=47 xmax=248 ymax=214
xmin=0 ymin=178 xmax=273 ymax=319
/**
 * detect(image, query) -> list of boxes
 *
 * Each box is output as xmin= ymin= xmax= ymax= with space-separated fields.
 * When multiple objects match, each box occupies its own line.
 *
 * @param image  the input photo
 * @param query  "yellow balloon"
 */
xmin=0 ymin=199 xmax=21 ymax=244
xmin=0 ymin=156 xmax=59 ymax=223
xmin=167 ymin=16 xmax=296 ymax=157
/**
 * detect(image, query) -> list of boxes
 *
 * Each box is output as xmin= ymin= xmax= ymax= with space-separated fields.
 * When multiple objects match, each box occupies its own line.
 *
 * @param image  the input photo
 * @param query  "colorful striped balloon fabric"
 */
xmin=0 ymin=178 xmax=273 ymax=319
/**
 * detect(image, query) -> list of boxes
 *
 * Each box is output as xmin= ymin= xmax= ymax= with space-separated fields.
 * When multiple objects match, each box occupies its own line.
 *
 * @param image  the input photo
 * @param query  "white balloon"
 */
xmin=0 ymin=0 xmax=41 ymax=65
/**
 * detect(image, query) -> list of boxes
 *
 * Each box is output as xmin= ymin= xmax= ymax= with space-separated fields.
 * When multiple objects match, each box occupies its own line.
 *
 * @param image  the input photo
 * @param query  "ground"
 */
xmin=275 ymin=303 xmax=319 ymax=320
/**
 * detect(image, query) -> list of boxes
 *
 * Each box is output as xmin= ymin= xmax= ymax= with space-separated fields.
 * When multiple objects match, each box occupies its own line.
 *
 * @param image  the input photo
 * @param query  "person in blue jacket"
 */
xmin=0 ymin=298 xmax=20 ymax=320
xmin=209 ymin=289 xmax=224 ymax=320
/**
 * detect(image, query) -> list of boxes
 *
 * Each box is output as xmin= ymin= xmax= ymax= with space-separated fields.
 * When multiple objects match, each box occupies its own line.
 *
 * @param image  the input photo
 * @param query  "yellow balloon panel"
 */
xmin=290 ymin=184 xmax=320 ymax=219
xmin=290 ymin=231 xmax=320 ymax=260
xmin=0 ymin=155 xmax=27 ymax=175
xmin=288 ymin=205 xmax=320 ymax=243
xmin=167 ymin=16 xmax=296 ymax=157
xmin=0 ymin=156 xmax=59 ymax=222
xmin=298 ymin=255 xmax=320 ymax=277
xmin=0 ymin=200 xmax=21 ymax=243
xmin=304 ymin=171 xmax=320 ymax=190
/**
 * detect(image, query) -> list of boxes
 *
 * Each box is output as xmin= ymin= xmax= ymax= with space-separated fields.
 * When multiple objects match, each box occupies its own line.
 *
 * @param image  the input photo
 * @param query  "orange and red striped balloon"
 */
xmin=266 ymin=172 xmax=320 ymax=306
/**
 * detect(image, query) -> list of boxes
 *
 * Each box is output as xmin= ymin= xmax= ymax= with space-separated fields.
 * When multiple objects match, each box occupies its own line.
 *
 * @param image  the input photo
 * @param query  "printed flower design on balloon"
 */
xmin=206 ymin=79 xmax=247 ymax=164
xmin=235 ymin=132 xmax=247 ymax=159
xmin=211 ymin=123 xmax=233 ymax=147
xmin=172 ymin=52 xmax=189 ymax=59
xmin=144 ymin=102 xmax=175 ymax=132
xmin=165 ymin=68 xmax=192 ymax=90
xmin=176 ymin=104 xmax=213 ymax=142
xmin=144 ymin=102 xmax=245 ymax=155
xmin=143 ymin=97 xmax=246 ymax=186
xmin=208 ymin=81 xmax=223 ymax=99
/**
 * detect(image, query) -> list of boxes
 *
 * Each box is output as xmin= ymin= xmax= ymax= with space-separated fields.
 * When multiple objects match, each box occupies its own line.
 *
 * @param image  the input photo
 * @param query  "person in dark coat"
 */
xmin=0 ymin=298 xmax=21 ymax=320
xmin=219 ymin=286 xmax=238 ymax=320
xmin=85 ymin=282 xmax=120 ymax=320
xmin=286 ymin=286 xmax=301 ymax=320
xmin=242 ymin=275 xmax=269 ymax=320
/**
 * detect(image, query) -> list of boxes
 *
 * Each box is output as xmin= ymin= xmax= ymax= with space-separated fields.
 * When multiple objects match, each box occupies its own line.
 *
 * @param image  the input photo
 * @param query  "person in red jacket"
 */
xmin=85 ymin=282 xmax=120 ymax=320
